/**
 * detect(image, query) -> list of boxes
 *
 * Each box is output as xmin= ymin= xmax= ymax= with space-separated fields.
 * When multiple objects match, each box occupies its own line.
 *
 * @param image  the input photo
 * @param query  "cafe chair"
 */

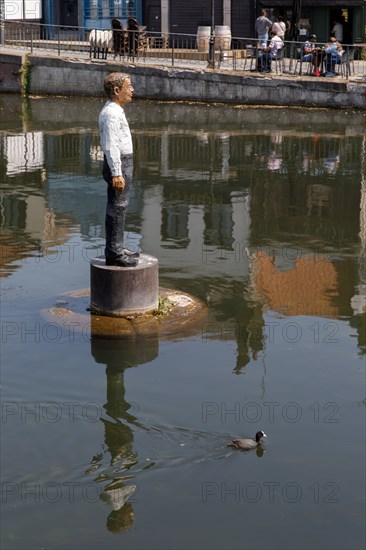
xmin=335 ymin=48 xmax=355 ymax=77
xmin=249 ymin=42 xmax=261 ymax=71
xmin=294 ymin=47 xmax=312 ymax=75
xmin=272 ymin=46 xmax=287 ymax=75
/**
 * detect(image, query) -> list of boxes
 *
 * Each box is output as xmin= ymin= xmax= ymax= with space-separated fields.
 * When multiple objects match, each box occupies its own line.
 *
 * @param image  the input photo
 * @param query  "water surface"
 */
xmin=1 ymin=95 xmax=365 ymax=549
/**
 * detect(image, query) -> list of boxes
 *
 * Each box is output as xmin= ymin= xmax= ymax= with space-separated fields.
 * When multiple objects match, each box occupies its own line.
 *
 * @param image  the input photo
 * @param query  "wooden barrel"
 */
xmin=215 ymin=25 xmax=231 ymax=50
xmin=197 ymin=26 xmax=211 ymax=52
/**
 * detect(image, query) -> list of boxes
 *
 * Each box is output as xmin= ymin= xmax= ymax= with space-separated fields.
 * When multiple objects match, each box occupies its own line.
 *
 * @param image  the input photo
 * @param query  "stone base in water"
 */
xmin=41 ymin=287 xmax=207 ymax=340
xmin=90 ymin=255 xmax=159 ymax=317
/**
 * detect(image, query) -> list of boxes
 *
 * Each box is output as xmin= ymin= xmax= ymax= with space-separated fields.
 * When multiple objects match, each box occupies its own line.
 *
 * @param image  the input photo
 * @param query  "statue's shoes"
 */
xmin=105 ymin=255 xmax=139 ymax=267
xmin=123 ymin=248 xmax=140 ymax=258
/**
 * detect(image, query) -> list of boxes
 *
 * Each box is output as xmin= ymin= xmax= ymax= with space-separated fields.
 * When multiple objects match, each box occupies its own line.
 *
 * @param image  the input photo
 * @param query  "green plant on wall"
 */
xmin=21 ymin=55 xmax=31 ymax=96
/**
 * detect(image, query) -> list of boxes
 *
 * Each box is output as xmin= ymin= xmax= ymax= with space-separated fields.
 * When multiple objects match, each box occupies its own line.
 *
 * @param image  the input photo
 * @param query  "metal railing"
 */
xmin=3 ymin=21 xmax=366 ymax=79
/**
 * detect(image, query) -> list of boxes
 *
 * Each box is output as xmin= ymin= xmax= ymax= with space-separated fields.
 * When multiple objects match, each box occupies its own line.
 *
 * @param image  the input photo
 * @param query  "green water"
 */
xmin=1 ymin=95 xmax=365 ymax=550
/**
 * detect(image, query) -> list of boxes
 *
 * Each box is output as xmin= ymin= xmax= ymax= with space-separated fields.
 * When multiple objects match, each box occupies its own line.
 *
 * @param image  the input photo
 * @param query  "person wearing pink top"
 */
xmin=272 ymin=16 xmax=286 ymax=40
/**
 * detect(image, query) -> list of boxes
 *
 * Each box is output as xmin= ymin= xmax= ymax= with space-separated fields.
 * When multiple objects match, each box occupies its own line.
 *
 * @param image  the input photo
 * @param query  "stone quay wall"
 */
xmin=0 ymin=52 xmax=25 ymax=93
xmin=1 ymin=51 xmax=366 ymax=109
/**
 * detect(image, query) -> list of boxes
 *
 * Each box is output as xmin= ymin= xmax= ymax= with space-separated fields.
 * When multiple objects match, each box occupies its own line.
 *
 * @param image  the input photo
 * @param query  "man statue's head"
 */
xmin=104 ymin=73 xmax=131 ymax=100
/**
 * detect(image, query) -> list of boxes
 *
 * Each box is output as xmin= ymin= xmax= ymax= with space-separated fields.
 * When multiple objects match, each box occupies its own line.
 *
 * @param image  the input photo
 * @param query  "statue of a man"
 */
xmin=99 ymin=72 xmax=139 ymax=267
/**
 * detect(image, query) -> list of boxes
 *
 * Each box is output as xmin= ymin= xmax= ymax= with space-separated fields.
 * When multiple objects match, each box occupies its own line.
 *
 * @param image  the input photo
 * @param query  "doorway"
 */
xmin=60 ymin=0 xmax=78 ymax=27
xmin=143 ymin=1 xmax=161 ymax=33
xmin=329 ymin=8 xmax=353 ymax=44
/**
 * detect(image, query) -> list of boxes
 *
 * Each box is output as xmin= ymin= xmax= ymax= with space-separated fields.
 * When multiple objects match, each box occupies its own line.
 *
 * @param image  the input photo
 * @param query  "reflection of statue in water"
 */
xmin=98 ymin=362 xmax=136 ymax=534
xmin=89 ymin=336 xmax=159 ymax=533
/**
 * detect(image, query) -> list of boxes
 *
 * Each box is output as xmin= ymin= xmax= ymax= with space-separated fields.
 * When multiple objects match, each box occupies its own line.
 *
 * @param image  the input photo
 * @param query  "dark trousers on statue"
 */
xmin=103 ymin=154 xmax=133 ymax=261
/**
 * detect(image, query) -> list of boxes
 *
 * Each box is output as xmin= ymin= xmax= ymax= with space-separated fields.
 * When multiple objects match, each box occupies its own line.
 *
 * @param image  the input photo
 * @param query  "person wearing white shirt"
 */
xmin=99 ymin=72 xmax=139 ymax=267
xmin=331 ymin=20 xmax=343 ymax=43
xmin=259 ymin=31 xmax=283 ymax=72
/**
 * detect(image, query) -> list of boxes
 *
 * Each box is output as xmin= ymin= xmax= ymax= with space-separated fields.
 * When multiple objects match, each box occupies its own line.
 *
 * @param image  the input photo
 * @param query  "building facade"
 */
xmin=3 ymin=1 xmax=364 ymax=43
xmin=260 ymin=0 xmax=366 ymax=43
xmin=141 ymin=1 xmax=366 ymax=44
xmin=39 ymin=0 xmax=142 ymax=29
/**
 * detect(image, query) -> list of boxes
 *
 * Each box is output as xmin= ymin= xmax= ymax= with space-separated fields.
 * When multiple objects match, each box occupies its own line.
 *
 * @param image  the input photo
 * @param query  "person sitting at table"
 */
xmin=258 ymin=30 xmax=283 ymax=72
xmin=302 ymin=34 xmax=322 ymax=76
xmin=323 ymin=35 xmax=344 ymax=77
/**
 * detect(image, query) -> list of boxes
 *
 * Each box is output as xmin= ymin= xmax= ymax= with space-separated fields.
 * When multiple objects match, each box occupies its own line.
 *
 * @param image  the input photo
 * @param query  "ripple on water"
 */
xmin=86 ymin=423 xmax=262 ymax=487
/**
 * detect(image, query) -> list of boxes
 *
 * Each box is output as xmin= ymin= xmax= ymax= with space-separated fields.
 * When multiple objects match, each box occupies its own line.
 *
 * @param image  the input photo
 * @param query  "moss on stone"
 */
xmin=155 ymin=293 xmax=173 ymax=316
xmin=21 ymin=55 xmax=31 ymax=96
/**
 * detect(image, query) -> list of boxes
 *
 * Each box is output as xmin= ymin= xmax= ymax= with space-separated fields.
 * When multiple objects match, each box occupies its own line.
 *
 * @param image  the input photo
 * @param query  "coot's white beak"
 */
xmin=262 ymin=433 xmax=267 ymax=437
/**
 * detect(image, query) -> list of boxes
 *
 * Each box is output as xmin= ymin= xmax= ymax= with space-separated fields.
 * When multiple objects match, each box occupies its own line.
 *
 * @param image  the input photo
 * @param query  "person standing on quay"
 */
xmin=99 ymin=73 xmax=139 ymax=267
xmin=331 ymin=19 xmax=343 ymax=43
xmin=272 ymin=15 xmax=286 ymax=41
xmin=255 ymin=9 xmax=273 ymax=43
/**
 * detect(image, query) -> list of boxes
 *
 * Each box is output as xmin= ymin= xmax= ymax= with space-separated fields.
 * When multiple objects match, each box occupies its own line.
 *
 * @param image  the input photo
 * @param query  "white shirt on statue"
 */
xmin=98 ymin=100 xmax=133 ymax=177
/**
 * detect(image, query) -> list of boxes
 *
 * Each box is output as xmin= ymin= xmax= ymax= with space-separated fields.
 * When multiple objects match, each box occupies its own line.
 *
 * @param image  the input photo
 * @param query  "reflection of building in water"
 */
xmin=267 ymin=133 xmax=283 ymax=172
xmin=247 ymin=132 xmax=365 ymax=352
xmin=249 ymin=251 xmax=340 ymax=318
xmin=249 ymin=136 xmax=362 ymax=246
xmin=137 ymin=130 xmax=250 ymax=275
xmin=323 ymin=154 xmax=340 ymax=176
xmin=89 ymin=336 xmax=158 ymax=533
xmin=306 ymin=184 xmax=332 ymax=217
xmin=349 ymin=136 xmax=366 ymax=350
xmin=0 ymin=132 xmax=70 ymax=276
xmin=246 ymin=247 xmax=365 ymax=350
xmin=136 ymin=128 xmax=366 ymax=362
xmin=4 ymin=132 xmax=44 ymax=175
xmin=267 ymin=150 xmax=282 ymax=172
xmin=203 ymin=203 xmax=234 ymax=249
xmin=0 ymin=130 xmax=143 ymax=275
xmin=136 ymin=129 xmax=365 ymax=251
xmin=161 ymin=203 xmax=190 ymax=249
xmin=45 ymin=133 xmax=93 ymax=171
xmin=204 ymin=279 xmax=266 ymax=374
xmin=2 ymin=120 xmax=365 ymax=354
